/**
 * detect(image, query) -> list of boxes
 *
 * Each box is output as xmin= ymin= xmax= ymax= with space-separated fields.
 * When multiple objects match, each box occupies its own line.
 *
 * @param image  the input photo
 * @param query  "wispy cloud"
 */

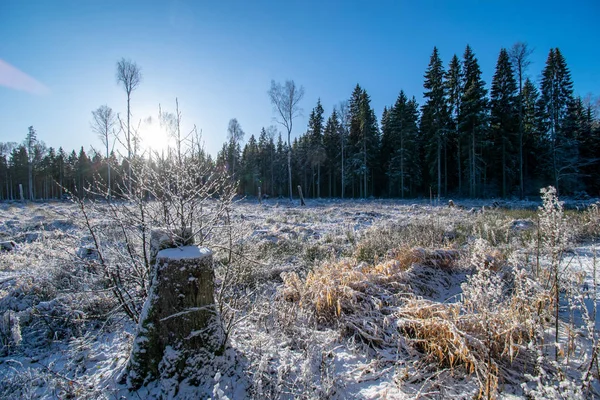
xmin=0 ymin=59 xmax=50 ymax=95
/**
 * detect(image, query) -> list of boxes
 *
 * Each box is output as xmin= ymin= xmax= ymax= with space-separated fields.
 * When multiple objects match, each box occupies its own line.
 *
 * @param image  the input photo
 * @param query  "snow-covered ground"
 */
xmin=0 ymin=197 xmax=598 ymax=399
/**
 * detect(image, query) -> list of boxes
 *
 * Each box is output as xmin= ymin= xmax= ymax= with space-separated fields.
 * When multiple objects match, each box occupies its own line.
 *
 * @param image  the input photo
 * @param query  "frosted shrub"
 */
xmin=76 ymin=102 xmax=237 ymax=323
xmin=462 ymin=239 xmax=504 ymax=313
xmin=538 ymin=186 xmax=570 ymax=362
xmin=539 ymin=186 xmax=569 ymax=258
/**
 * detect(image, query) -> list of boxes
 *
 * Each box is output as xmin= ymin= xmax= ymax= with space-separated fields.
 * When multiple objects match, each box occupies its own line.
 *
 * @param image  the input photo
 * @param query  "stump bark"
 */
xmin=127 ymin=245 xmax=224 ymax=390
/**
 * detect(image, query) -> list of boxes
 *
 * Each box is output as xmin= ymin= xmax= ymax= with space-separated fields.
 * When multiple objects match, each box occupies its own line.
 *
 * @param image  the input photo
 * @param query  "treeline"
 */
xmin=0 ymin=134 xmax=214 ymax=201
xmin=220 ymin=44 xmax=600 ymax=199
xmin=2 ymin=45 xmax=599 ymax=201
xmin=0 ymin=129 xmax=124 ymax=200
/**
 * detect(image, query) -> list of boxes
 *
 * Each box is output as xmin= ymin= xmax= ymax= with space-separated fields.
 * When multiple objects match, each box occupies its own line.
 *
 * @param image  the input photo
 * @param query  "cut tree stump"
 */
xmin=127 ymin=245 xmax=224 ymax=390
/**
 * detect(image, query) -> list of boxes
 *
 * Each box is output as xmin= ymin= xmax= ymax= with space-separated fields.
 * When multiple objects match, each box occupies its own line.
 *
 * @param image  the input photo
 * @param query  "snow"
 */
xmin=156 ymin=246 xmax=212 ymax=261
xmin=0 ymin=199 xmax=599 ymax=398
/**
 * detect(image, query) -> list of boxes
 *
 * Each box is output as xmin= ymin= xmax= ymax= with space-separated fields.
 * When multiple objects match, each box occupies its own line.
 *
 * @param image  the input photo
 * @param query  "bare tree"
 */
xmin=509 ymin=42 xmax=533 ymax=199
xmin=116 ymin=58 xmax=142 ymax=189
xmin=227 ymin=118 xmax=245 ymax=179
xmin=91 ymin=105 xmax=117 ymax=198
xmin=268 ymin=80 xmax=305 ymax=202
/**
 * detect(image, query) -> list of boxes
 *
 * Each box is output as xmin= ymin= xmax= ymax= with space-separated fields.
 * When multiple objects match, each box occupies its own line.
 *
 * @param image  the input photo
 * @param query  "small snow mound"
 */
xmin=157 ymin=246 xmax=212 ymax=261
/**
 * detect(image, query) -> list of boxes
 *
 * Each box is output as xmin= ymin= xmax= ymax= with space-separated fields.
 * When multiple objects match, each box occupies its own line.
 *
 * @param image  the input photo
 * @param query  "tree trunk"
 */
xmin=127 ymin=245 xmax=223 ymax=389
xmin=341 ymin=135 xmax=345 ymax=199
xmin=502 ymin=138 xmax=506 ymax=198
xmin=317 ymin=164 xmax=321 ymax=198
xmin=518 ymin=69 xmax=524 ymax=199
xmin=471 ymin=127 xmax=476 ymax=197
xmin=457 ymin=122 xmax=462 ymax=196
xmin=401 ymin=135 xmax=405 ymax=199
xmin=363 ymin=137 xmax=367 ymax=199
xmin=127 ymin=93 xmax=132 ymax=193
xmin=28 ymin=162 xmax=33 ymax=201
xmin=437 ymin=134 xmax=441 ymax=202
xmin=287 ymin=145 xmax=292 ymax=201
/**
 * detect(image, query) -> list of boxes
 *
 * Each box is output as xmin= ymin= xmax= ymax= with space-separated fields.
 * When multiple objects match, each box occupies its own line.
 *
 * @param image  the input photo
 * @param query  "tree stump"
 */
xmin=127 ymin=245 xmax=224 ymax=390
xmin=297 ymin=185 xmax=306 ymax=206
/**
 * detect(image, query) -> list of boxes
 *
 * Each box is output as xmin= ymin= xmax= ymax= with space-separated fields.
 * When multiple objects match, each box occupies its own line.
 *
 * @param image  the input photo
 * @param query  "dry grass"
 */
xmin=282 ymin=247 xmax=461 ymax=325
xmin=281 ymin=242 xmax=553 ymax=398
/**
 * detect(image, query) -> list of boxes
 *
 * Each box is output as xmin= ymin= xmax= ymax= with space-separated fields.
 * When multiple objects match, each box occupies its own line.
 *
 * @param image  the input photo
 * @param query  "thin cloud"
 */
xmin=0 ymin=59 xmax=50 ymax=95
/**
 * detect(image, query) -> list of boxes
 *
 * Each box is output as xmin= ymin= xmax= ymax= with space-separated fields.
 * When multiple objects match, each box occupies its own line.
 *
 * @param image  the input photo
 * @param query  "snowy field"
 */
xmin=0 ymin=196 xmax=599 ymax=399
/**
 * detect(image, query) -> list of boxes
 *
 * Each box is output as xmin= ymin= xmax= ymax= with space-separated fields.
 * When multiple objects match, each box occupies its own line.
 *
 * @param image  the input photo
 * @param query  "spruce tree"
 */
xmin=421 ymin=47 xmax=448 ymax=200
xmin=538 ymin=48 xmax=576 ymax=193
xmin=521 ymin=78 xmax=541 ymax=192
xmin=307 ymin=99 xmax=325 ymax=197
xmin=380 ymin=105 xmax=393 ymax=196
xmin=459 ymin=45 xmax=488 ymax=197
xmin=490 ymin=48 xmax=518 ymax=197
xmin=445 ymin=54 xmax=464 ymax=195
xmin=323 ymin=109 xmax=341 ymax=197
xmin=509 ymin=42 xmax=533 ymax=198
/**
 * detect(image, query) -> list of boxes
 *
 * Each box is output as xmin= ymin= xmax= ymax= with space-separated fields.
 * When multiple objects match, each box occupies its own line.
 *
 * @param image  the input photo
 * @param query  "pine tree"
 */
xmin=538 ymin=48 xmax=576 ymax=193
xmin=240 ymin=134 xmax=259 ymax=195
xmin=323 ymin=109 xmax=342 ymax=197
xmin=509 ymin=42 xmax=533 ymax=198
xmin=421 ymin=47 xmax=448 ymax=200
xmin=460 ymin=45 xmax=488 ymax=197
xmin=579 ymin=99 xmax=600 ymax=194
xmin=521 ymin=78 xmax=541 ymax=192
xmin=347 ymin=85 xmax=379 ymax=198
xmin=445 ymin=54 xmax=464 ymax=195
xmin=490 ymin=48 xmax=518 ymax=197
xmin=380 ymin=106 xmax=393 ymax=196
xmin=307 ymin=99 xmax=325 ymax=197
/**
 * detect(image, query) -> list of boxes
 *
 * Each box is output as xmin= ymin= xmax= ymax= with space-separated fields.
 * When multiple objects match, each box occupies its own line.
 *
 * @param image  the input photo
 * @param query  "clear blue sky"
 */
xmin=1 ymin=0 xmax=599 ymax=157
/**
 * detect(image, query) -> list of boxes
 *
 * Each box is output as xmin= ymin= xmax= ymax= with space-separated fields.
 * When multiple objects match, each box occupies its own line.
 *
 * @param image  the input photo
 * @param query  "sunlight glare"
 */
xmin=138 ymin=114 xmax=173 ymax=154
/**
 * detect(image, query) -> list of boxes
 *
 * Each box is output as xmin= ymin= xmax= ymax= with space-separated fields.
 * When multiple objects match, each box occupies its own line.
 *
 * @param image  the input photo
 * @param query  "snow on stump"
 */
xmin=127 ymin=246 xmax=224 ymax=390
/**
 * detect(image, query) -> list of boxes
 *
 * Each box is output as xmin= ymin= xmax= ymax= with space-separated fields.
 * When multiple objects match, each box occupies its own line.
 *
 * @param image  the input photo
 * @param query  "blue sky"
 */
xmin=1 ymin=0 xmax=599 ymax=157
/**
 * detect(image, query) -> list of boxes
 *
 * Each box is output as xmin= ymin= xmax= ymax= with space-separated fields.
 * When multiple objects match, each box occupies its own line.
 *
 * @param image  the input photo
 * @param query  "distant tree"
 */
xmin=226 ymin=118 xmax=245 ymax=180
xmin=509 ymin=42 xmax=534 ymax=198
xmin=421 ymin=47 xmax=448 ymax=200
xmin=391 ymin=95 xmax=420 ymax=197
xmin=445 ymin=54 xmax=464 ymax=195
xmin=580 ymin=96 xmax=600 ymax=194
xmin=520 ymin=78 xmax=541 ymax=190
xmin=490 ymin=48 xmax=518 ymax=197
xmin=0 ymin=142 xmax=17 ymax=200
xmin=116 ymin=58 xmax=142 ymax=189
xmin=11 ymin=145 xmax=28 ymax=199
xmin=26 ymin=126 xmax=37 ymax=200
xmin=537 ymin=48 xmax=575 ymax=193
xmin=240 ymin=134 xmax=259 ymax=195
xmin=91 ymin=105 xmax=117 ymax=198
xmin=323 ymin=109 xmax=341 ymax=196
xmin=337 ymin=100 xmax=350 ymax=198
xmin=307 ymin=99 xmax=325 ymax=197
xmin=268 ymin=80 xmax=305 ymax=201
xmin=460 ymin=45 xmax=488 ymax=197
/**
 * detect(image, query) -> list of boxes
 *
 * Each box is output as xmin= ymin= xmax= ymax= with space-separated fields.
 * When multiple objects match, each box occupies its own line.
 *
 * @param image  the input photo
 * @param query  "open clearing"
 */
xmin=0 ymin=197 xmax=599 ymax=399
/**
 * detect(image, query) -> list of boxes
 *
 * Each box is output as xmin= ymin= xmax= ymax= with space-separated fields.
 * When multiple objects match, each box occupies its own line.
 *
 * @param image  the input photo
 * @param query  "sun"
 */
xmin=138 ymin=114 xmax=173 ymax=155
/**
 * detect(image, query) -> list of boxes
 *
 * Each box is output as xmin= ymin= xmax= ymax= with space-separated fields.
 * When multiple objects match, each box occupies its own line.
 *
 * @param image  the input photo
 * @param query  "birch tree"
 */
xmin=91 ymin=105 xmax=117 ymax=198
xmin=116 ymin=58 xmax=142 ymax=189
xmin=268 ymin=80 xmax=305 ymax=202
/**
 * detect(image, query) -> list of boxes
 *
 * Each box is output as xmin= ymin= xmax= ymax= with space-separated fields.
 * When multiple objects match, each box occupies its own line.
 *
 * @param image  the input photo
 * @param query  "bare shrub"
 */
xmin=75 ymin=101 xmax=237 ymax=323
